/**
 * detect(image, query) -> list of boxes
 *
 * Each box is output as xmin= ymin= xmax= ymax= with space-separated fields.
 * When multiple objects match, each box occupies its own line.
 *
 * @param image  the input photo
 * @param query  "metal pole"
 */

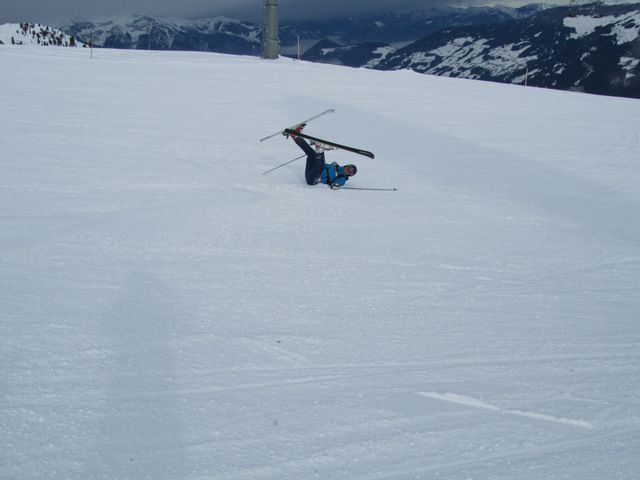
xmin=262 ymin=0 xmax=279 ymax=59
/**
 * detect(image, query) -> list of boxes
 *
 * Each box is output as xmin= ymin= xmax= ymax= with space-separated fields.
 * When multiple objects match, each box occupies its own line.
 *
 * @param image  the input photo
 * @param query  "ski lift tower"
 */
xmin=262 ymin=0 xmax=279 ymax=59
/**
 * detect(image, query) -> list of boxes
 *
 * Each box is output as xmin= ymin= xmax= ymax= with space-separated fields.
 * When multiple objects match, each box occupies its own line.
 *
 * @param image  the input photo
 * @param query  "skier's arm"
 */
xmin=330 ymin=176 xmax=347 ymax=189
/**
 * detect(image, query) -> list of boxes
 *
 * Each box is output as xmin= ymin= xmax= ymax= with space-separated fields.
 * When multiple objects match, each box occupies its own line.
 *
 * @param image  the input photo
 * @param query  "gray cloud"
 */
xmin=1 ymin=0 xmax=503 ymax=25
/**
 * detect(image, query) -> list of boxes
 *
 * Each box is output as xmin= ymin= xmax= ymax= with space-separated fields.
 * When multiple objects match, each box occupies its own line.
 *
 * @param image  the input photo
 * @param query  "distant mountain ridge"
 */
xmin=305 ymin=2 xmax=640 ymax=99
xmin=3 ymin=3 xmax=638 ymax=98
xmin=281 ymin=5 xmax=546 ymax=46
xmin=59 ymin=16 xmax=262 ymax=55
xmin=54 ymin=5 xmax=544 ymax=55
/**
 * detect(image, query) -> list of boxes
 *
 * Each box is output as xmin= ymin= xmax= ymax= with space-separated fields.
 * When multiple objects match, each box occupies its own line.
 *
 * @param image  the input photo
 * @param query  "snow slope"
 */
xmin=1 ymin=45 xmax=639 ymax=479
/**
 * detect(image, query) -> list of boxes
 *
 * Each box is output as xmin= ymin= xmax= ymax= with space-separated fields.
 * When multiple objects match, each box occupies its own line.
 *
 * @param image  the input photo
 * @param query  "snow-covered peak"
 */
xmin=0 ymin=22 xmax=85 ymax=47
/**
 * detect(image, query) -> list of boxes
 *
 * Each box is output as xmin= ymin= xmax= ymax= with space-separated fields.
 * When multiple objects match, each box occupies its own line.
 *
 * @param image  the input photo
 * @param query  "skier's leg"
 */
xmin=305 ymin=152 xmax=325 ymax=185
xmin=294 ymin=137 xmax=323 ymax=184
xmin=294 ymin=136 xmax=315 ymax=156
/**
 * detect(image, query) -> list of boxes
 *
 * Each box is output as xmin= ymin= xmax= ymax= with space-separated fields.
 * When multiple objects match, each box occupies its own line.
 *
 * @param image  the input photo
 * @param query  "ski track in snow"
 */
xmin=418 ymin=391 xmax=595 ymax=429
xmin=1 ymin=46 xmax=639 ymax=479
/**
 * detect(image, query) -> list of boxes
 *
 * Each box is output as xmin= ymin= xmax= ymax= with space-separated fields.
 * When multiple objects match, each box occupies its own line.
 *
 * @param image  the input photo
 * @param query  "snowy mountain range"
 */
xmin=2 ymin=3 xmax=639 ymax=98
xmin=58 ymin=16 xmax=262 ymax=55
xmin=305 ymin=3 xmax=640 ymax=98
xmin=54 ymin=5 xmax=544 ymax=55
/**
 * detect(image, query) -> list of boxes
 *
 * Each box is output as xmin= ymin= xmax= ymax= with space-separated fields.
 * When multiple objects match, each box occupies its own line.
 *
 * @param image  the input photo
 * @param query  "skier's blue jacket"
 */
xmin=321 ymin=162 xmax=349 ymax=188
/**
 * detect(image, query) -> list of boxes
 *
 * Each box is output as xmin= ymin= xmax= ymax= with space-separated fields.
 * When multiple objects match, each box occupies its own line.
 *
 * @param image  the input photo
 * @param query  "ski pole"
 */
xmin=341 ymin=186 xmax=398 ymax=191
xmin=262 ymin=154 xmax=306 ymax=175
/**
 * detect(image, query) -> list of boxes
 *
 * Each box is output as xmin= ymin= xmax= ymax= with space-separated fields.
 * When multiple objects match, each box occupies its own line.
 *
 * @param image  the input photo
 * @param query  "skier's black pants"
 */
xmin=295 ymin=137 xmax=325 ymax=185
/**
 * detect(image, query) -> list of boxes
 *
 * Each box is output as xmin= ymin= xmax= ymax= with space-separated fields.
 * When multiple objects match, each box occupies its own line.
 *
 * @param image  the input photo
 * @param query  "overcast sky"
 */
xmin=0 ymin=0 xmax=538 ymax=26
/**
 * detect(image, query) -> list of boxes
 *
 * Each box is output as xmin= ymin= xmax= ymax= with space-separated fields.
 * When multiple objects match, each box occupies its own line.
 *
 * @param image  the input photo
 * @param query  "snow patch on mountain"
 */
xmin=564 ymin=10 xmax=640 ymax=44
xmin=406 ymin=37 xmax=537 ymax=79
xmin=363 ymin=46 xmax=396 ymax=68
xmin=620 ymin=55 xmax=640 ymax=77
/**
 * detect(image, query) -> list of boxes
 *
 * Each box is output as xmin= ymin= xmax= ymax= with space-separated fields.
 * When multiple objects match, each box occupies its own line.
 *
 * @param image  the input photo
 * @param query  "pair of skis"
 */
xmin=259 ymin=109 xmax=335 ymax=142
xmin=260 ymin=108 xmax=374 ymax=159
xmin=260 ymin=109 xmax=396 ymax=191
xmin=283 ymin=129 xmax=375 ymax=159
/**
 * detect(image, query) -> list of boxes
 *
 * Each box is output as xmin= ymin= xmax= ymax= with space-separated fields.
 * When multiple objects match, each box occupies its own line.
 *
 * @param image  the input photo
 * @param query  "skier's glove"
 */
xmin=330 ymin=184 xmax=340 ymax=190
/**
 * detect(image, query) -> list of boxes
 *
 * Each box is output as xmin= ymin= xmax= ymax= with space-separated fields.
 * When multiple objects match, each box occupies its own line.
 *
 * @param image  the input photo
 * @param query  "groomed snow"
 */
xmin=1 ymin=45 xmax=639 ymax=479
